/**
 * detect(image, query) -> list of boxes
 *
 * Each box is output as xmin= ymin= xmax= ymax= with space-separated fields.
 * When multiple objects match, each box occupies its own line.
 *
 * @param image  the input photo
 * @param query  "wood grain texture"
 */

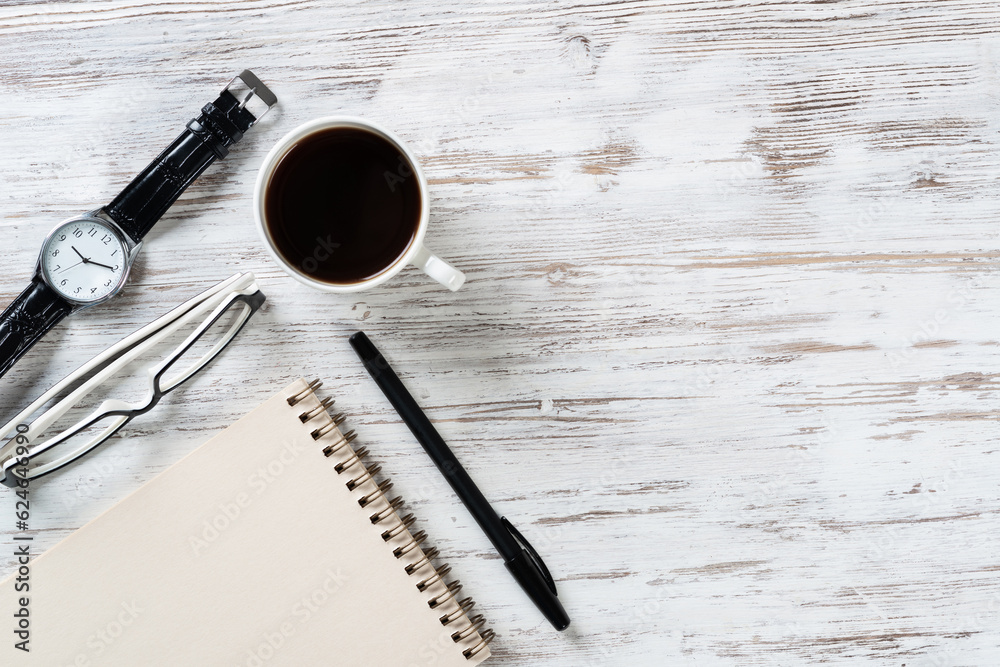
xmin=1 ymin=0 xmax=999 ymax=664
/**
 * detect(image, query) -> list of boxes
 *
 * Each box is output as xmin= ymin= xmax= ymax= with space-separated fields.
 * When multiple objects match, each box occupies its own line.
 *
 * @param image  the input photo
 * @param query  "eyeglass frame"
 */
xmin=0 ymin=273 xmax=265 ymax=488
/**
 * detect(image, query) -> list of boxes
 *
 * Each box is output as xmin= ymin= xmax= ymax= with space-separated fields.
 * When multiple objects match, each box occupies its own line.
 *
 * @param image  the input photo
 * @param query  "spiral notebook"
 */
xmin=0 ymin=378 xmax=493 ymax=665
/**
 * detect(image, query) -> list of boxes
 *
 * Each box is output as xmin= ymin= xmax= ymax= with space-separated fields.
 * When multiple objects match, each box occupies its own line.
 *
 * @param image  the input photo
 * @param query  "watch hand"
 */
xmin=71 ymin=246 xmax=89 ymax=263
xmin=88 ymin=260 xmax=116 ymax=271
xmin=59 ymin=260 xmax=85 ymax=273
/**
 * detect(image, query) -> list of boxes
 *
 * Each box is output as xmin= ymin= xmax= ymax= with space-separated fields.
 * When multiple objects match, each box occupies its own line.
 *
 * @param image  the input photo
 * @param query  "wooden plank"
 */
xmin=0 ymin=0 xmax=998 ymax=663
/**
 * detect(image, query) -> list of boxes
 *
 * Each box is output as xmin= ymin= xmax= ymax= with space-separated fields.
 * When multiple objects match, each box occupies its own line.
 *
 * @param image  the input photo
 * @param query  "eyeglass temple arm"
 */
xmin=149 ymin=285 xmax=264 ymax=393
xmin=9 ymin=282 xmax=259 ymax=480
xmin=23 ymin=288 xmax=265 ymax=476
xmin=14 ymin=409 xmax=132 ymax=482
xmin=0 ymin=276 xmax=263 ymax=486
xmin=0 ymin=273 xmax=255 ymax=451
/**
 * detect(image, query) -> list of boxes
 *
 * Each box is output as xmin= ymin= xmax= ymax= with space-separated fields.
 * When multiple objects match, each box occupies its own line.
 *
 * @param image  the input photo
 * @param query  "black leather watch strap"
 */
xmin=0 ymin=278 xmax=72 ymax=380
xmin=105 ymin=87 xmax=260 ymax=243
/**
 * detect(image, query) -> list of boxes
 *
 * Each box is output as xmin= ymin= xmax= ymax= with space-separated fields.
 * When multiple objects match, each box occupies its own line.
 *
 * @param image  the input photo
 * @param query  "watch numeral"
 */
xmin=58 ymin=234 xmax=66 ymax=241
xmin=91 ymin=287 xmax=98 ymax=294
xmin=60 ymin=280 xmax=67 ymax=286
xmin=87 ymin=228 xmax=98 ymax=237
xmin=101 ymin=234 xmax=112 ymax=245
xmin=113 ymin=265 xmax=119 ymax=271
xmin=74 ymin=287 xmax=82 ymax=294
xmin=72 ymin=228 xmax=83 ymax=238
xmin=105 ymin=279 xmax=113 ymax=287
xmin=50 ymin=249 xmax=59 ymax=257
xmin=54 ymin=264 xmax=60 ymax=271
xmin=111 ymin=249 xmax=118 ymax=256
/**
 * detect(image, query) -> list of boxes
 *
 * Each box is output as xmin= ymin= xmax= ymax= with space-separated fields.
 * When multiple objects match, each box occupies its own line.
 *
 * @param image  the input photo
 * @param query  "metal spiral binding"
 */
xmin=382 ymin=513 xmax=415 ymax=541
xmin=440 ymin=597 xmax=475 ymax=625
xmin=393 ymin=530 xmax=427 ymax=558
xmin=296 ymin=379 xmax=494 ymax=661
xmin=346 ymin=464 xmax=381 ymax=492
xmin=358 ymin=479 xmax=393 ymax=507
xmin=428 ymin=580 xmax=463 ymax=609
xmin=287 ymin=379 xmax=323 ymax=406
xmin=464 ymin=629 xmax=495 ymax=659
xmin=405 ymin=547 xmax=439 ymax=575
xmin=321 ymin=429 xmax=355 ymax=455
xmin=334 ymin=446 xmax=369 ymax=473
xmin=314 ymin=416 xmax=347 ymax=442
xmin=299 ymin=396 xmax=335 ymax=422
xmin=452 ymin=614 xmax=486 ymax=642
xmin=370 ymin=496 xmax=404 ymax=524
xmin=417 ymin=564 xmax=451 ymax=591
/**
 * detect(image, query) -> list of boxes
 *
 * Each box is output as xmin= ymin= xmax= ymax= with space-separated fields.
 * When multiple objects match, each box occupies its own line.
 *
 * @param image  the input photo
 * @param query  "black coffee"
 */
xmin=264 ymin=127 xmax=421 ymax=284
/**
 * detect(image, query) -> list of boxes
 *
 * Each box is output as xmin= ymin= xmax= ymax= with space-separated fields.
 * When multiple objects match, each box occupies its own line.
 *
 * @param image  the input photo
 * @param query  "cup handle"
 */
xmin=409 ymin=244 xmax=466 ymax=291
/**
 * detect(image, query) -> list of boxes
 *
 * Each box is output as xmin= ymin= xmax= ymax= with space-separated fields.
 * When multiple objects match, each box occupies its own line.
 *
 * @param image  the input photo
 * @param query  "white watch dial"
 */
xmin=41 ymin=219 xmax=129 ymax=303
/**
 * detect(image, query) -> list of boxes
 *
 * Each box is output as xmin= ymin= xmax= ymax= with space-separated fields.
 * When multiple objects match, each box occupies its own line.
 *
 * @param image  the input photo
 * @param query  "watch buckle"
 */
xmin=223 ymin=70 xmax=277 ymax=126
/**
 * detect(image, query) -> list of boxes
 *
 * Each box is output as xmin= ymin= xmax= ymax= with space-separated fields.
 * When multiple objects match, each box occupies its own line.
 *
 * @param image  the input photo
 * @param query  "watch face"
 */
xmin=40 ymin=218 xmax=129 ymax=303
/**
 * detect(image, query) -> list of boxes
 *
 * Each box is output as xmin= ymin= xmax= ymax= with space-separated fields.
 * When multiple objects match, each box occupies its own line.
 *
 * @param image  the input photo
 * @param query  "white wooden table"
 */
xmin=1 ymin=1 xmax=999 ymax=664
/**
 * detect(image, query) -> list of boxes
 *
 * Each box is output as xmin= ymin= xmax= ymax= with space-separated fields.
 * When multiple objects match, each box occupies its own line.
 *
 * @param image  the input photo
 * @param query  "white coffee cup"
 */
xmin=253 ymin=116 xmax=465 ymax=292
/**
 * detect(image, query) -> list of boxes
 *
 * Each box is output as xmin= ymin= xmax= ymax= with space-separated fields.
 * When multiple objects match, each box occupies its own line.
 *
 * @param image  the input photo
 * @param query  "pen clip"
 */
xmin=501 ymin=517 xmax=556 ymax=596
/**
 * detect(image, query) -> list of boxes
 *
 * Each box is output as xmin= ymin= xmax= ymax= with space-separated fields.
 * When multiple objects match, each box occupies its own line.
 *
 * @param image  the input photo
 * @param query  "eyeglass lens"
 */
xmin=11 ymin=294 xmax=260 ymax=479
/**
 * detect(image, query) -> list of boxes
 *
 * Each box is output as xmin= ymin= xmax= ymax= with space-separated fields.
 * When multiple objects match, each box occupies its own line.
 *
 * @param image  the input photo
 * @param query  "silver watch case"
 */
xmin=35 ymin=210 xmax=142 ymax=310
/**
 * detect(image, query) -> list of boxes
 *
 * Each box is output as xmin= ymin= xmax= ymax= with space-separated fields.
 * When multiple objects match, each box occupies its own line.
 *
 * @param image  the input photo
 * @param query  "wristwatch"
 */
xmin=0 ymin=70 xmax=276 ymax=381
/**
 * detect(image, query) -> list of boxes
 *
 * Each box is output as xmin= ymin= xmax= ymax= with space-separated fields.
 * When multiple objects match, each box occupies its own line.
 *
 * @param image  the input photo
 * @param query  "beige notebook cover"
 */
xmin=0 ymin=379 xmax=492 ymax=666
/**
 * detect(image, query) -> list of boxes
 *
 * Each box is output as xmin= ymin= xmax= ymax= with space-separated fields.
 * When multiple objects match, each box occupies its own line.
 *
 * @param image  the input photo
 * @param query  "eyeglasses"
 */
xmin=0 ymin=272 xmax=265 ymax=487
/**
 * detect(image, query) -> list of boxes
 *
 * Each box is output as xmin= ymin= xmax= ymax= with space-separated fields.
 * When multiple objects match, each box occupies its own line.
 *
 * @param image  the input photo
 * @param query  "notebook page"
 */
xmin=0 ymin=379 xmax=490 ymax=666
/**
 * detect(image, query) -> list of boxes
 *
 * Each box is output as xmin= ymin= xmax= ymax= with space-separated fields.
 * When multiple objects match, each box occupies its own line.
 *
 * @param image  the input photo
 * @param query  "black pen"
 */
xmin=349 ymin=332 xmax=571 ymax=631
